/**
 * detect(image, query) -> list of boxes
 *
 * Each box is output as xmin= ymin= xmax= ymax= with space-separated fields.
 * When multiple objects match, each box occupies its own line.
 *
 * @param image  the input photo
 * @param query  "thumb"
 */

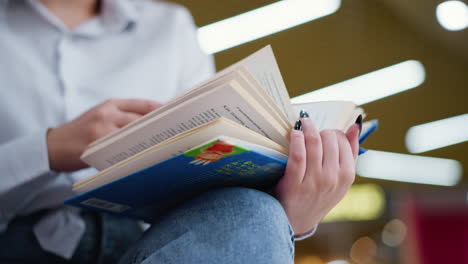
xmin=346 ymin=124 xmax=360 ymax=160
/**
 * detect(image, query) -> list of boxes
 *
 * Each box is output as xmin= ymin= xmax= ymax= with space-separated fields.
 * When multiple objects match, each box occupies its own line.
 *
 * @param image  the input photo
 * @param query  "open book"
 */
xmin=65 ymin=46 xmax=375 ymax=221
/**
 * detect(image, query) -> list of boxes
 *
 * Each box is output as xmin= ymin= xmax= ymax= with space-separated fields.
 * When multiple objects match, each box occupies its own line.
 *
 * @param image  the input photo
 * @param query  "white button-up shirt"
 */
xmin=0 ymin=0 xmax=214 ymax=258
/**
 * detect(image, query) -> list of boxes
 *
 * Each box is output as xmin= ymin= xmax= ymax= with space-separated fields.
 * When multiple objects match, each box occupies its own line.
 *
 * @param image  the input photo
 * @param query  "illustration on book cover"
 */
xmin=186 ymin=140 xmax=246 ymax=165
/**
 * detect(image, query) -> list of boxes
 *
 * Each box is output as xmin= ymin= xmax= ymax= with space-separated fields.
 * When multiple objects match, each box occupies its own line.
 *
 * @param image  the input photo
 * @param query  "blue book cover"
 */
xmin=66 ymin=120 xmax=378 ymax=221
xmin=65 ymin=139 xmax=287 ymax=222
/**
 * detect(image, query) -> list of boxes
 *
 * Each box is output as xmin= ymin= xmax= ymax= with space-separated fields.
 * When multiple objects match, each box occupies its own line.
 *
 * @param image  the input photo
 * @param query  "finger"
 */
xmin=109 ymin=99 xmax=161 ymax=115
xmin=320 ymin=130 xmax=339 ymax=169
xmin=336 ymin=131 xmax=354 ymax=170
xmin=115 ymin=112 xmax=142 ymax=128
xmin=88 ymin=123 xmax=120 ymax=142
xmin=283 ymin=128 xmax=307 ymax=185
xmin=346 ymin=124 xmax=360 ymax=161
xmin=301 ymin=117 xmax=323 ymax=182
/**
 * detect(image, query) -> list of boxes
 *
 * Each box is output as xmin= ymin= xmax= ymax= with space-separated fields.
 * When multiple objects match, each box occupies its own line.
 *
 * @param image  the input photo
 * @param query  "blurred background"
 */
xmin=170 ymin=0 xmax=468 ymax=263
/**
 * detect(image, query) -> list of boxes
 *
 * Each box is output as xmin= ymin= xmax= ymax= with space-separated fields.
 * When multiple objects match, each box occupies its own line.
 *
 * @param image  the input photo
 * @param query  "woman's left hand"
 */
xmin=274 ymin=117 xmax=360 ymax=236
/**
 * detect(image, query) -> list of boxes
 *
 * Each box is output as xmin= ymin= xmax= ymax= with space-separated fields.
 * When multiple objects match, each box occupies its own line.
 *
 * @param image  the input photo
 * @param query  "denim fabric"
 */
xmin=0 ymin=210 xmax=143 ymax=264
xmin=0 ymin=187 xmax=294 ymax=264
xmin=120 ymin=187 xmax=295 ymax=264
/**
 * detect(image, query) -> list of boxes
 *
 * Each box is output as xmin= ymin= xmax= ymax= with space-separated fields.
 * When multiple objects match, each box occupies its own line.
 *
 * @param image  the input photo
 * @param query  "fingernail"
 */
xmin=355 ymin=114 xmax=363 ymax=135
xmin=294 ymin=120 xmax=302 ymax=130
xmin=299 ymin=110 xmax=309 ymax=118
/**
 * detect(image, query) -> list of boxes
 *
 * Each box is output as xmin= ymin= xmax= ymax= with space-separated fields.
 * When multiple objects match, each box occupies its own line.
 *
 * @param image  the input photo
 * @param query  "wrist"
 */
xmin=46 ymin=127 xmax=61 ymax=171
xmin=46 ymin=125 xmax=89 ymax=172
xmin=290 ymin=215 xmax=322 ymax=236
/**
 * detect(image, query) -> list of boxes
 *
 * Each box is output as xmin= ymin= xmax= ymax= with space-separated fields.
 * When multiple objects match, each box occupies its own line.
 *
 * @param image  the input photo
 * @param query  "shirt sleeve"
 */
xmin=174 ymin=6 xmax=216 ymax=94
xmin=0 ymin=129 xmax=52 ymax=196
xmin=293 ymin=225 xmax=318 ymax=241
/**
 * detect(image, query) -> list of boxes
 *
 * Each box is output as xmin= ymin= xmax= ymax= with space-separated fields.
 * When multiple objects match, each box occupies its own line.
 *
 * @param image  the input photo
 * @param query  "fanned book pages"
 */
xmin=66 ymin=45 xmax=377 ymax=220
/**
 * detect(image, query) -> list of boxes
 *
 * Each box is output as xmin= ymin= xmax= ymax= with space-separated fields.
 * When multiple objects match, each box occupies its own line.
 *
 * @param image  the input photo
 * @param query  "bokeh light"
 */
xmin=436 ymin=1 xmax=468 ymax=31
xmin=381 ymin=219 xmax=407 ymax=247
xmin=350 ymin=236 xmax=377 ymax=264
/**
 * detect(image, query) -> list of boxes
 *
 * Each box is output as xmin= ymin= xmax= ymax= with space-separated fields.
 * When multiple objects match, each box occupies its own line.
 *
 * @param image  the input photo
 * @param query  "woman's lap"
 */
xmin=120 ymin=187 xmax=295 ymax=264
xmin=0 ymin=187 xmax=294 ymax=264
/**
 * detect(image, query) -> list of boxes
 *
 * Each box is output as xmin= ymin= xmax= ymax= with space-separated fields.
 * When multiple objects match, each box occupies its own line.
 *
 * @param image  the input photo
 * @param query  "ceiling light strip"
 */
xmin=198 ymin=0 xmax=342 ymax=54
xmin=356 ymin=150 xmax=462 ymax=186
xmin=406 ymin=113 xmax=468 ymax=153
xmin=291 ymin=60 xmax=425 ymax=105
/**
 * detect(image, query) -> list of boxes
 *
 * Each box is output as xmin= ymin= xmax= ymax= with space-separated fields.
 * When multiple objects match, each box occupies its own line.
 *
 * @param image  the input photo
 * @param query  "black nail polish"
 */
xmin=299 ymin=110 xmax=309 ymax=118
xmin=294 ymin=120 xmax=302 ymax=130
xmin=355 ymin=114 xmax=363 ymax=135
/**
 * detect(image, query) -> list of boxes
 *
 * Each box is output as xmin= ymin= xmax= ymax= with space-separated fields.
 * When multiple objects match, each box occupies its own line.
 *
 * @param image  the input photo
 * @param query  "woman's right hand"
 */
xmin=47 ymin=98 xmax=161 ymax=172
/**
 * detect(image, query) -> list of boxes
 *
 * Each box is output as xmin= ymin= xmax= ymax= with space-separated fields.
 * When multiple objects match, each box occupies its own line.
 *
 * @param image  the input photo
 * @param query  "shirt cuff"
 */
xmin=293 ymin=225 xmax=318 ymax=240
xmin=0 ymin=129 xmax=51 ymax=194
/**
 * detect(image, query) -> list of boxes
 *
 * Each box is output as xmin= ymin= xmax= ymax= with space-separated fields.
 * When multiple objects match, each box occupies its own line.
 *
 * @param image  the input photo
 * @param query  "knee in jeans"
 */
xmin=120 ymin=187 xmax=295 ymax=264
xmin=203 ymin=187 xmax=292 ymax=236
xmin=205 ymin=187 xmax=295 ymax=260
xmin=216 ymin=187 xmax=284 ymax=215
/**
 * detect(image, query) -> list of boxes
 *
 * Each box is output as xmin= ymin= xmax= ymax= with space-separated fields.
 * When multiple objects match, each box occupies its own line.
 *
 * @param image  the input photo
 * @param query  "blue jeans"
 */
xmin=0 ymin=187 xmax=295 ymax=264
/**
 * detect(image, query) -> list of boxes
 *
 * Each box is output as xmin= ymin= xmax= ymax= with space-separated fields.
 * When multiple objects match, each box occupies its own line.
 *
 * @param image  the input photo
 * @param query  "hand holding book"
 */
xmin=47 ymin=99 xmax=161 ymax=172
xmin=65 ymin=46 xmax=377 ymax=234
xmin=275 ymin=112 xmax=360 ymax=236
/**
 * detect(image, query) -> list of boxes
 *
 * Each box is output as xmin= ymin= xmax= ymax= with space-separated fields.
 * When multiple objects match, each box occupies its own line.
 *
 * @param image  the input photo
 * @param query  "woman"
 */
xmin=0 ymin=0 xmax=360 ymax=263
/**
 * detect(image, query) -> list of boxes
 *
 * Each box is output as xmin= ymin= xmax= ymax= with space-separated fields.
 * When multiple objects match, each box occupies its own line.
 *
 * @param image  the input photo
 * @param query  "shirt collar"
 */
xmin=26 ymin=0 xmax=138 ymax=37
xmin=100 ymin=0 xmax=138 ymax=33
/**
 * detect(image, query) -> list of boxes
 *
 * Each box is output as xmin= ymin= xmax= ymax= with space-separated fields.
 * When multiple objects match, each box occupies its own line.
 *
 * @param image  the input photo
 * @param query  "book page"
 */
xmin=82 ymin=80 xmax=289 ymax=170
xmin=217 ymin=136 xmax=288 ymax=162
xmin=237 ymin=68 xmax=292 ymax=130
xmin=292 ymin=101 xmax=356 ymax=131
xmin=74 ymin=119 xmax=286 ymax=193
xmin=218 ymin=45 xmax=295 ymax=122
xmin=88 ymin=45 xmax=294 ymax=149
xmin=84 ymin=69 xmax=290 ymax=160
xmin=159 ymin=67 xmax=292 ymax=131
xmin=86 ymin=71 xmax=237 ymax=151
